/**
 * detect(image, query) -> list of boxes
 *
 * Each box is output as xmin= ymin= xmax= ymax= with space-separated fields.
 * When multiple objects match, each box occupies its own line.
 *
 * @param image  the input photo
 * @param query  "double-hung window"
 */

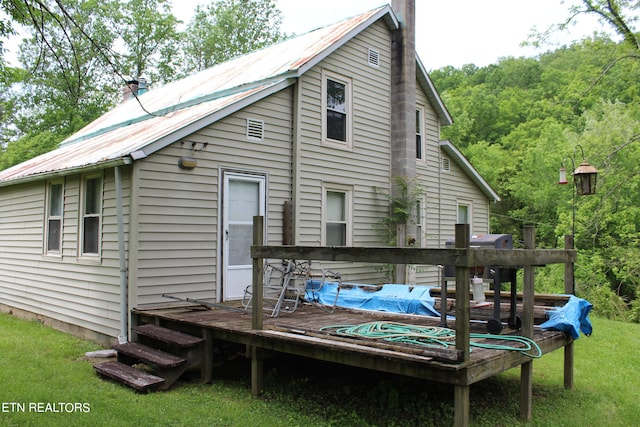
xmin=45 ymin=181 xmax=64 ymax=254
xmin=416 ymin=107 xmax=425 ymax=160
xmin=81 ymin=175 xmax=102 ymax=257
xmin=457 ymin=202 xmax=472 ymax=235
xmin=323 ymin=185 xmax=352 ymax=246
xmin=323 ymin=71 xmax=352 ymax=147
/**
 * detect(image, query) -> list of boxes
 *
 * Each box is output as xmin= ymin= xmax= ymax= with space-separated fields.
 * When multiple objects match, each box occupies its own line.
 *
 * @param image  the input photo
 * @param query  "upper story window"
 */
xmin=323 ymin=185 xmax=352 ymax=246
xmin=45 ymin=181 xmax=64 ymax=254
xmin=81 ymin=175 xmax=102 ymax=257
xmin=416 ymin=107 xmax=425 ymax=160
xmin=322 ymin=70 xmax=352 ymax=148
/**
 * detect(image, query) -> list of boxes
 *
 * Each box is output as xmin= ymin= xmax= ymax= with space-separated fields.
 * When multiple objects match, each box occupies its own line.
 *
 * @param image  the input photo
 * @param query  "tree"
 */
xmin=109 ymin=0 xmax=181 ymax=84
xmin=182 ymin=0 xmax=285 ymax=73
xmin=11 ymin=0 xmax=119 ymax=139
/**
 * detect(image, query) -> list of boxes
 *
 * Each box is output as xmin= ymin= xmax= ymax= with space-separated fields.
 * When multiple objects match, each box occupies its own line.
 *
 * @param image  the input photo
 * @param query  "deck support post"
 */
xmin=520 ymin=225 xmax=535 ymax=421
xmin=250 ymin=216 xmax=265 ymax=396
xmin=202 ymin=328 xmax=214 ymax=383
xmin=454 ymin=384 xmax=470 ymax=427
xmin=250 ymin=346 xmax=264 ymax=397
xmin=563 ymin=234 xmax=575 ymax=390
xmin=454 ymin=224 xmax=470 ymax=427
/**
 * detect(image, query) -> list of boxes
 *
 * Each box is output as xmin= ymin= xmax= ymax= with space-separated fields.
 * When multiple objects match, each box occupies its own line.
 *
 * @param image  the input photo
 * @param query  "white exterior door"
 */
xmin=222 ymin=173 xmax=265 ymax=301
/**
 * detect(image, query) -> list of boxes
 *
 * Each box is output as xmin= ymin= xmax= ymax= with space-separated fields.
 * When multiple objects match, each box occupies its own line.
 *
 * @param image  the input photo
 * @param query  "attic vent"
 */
xmin=247 ymin=118 xmax=264 ymax=140
xmin=441 ymin=157 xmax=451 ymax=172
xmin=367 ymin=48 xmax=380 ymax=67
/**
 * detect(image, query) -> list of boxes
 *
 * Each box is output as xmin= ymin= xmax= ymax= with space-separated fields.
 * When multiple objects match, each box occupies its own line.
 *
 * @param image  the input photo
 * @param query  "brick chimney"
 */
xmin=122 ymin=79 xmax=139 ymax=102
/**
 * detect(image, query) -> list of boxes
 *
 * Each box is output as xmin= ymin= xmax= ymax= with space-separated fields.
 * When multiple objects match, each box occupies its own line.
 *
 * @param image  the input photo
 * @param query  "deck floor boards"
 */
xmin=133 ymin=300 xmax=571 ymax=386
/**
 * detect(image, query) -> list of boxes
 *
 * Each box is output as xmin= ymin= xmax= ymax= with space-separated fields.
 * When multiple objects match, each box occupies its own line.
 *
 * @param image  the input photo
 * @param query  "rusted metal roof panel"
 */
xmin=0 ymin=6 xmax=399 ymax=185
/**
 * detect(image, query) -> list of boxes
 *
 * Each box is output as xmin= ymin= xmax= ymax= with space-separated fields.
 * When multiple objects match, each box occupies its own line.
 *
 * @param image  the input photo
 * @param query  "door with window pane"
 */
xmin=222 ymin=173 xmax=265 ymax=300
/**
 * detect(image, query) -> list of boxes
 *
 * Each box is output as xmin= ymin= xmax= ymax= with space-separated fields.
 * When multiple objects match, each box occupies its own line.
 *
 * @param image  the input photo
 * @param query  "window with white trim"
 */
xmin=416 ymin=196 xmax=425 ymax=247
xmin=322 ymin=71 xmax=352 ymax=147
xmin=45 ymin=181 xmax=63 ymax=254
xmin=416 ymin=107 xmax=425 ymax=160
xmin=81 ymin=175 xmax=102 ymax=257
xmin=457 ymin=202 xmax=472 ymax=235
xmin=322 ymin=185 xmax=352 ymax=246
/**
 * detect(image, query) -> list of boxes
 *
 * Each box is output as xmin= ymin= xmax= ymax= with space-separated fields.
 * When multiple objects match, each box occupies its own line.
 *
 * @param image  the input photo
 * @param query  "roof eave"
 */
xmin=0 ymin=157 xmax=132 ymax=188
xmin=439 ymin=140 xmax=500 ymax=202
xmin=139 ymin=77 xmax=297 ymax=158
xmin=416 ymin=56 xmax=453 ymax=126
xmin=297 ymin=5 xmax=399 ymax=76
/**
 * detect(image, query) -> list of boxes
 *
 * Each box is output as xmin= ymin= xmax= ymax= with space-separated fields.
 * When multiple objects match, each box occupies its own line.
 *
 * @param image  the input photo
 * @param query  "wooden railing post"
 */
xmin=251 ymin=216 xmax=264 ymax=330
xmin=454 ymin=224 xmax=470 ymax=427
xmin=251 ymin=216 xmax=264 ymax=396
xmin=520 ymin=225 xmax=535 ymax=421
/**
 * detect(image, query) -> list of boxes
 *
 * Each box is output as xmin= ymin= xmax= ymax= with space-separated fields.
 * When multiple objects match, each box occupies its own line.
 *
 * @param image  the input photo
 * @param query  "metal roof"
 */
xmin=0 ymin=4 xmax=454 ymax=187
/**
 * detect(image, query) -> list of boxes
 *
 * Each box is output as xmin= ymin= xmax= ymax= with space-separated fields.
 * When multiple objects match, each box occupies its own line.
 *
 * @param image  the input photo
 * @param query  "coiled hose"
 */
xmin=320 ymin=321 xmax=542 ymax=358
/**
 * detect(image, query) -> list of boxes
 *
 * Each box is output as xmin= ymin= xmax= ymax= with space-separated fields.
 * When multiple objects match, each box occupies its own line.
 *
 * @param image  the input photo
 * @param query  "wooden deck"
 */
xmin=132 ymin=222 xmax=578 ymax=426
xmin=133 ymin=299 xmax=571 ymax=388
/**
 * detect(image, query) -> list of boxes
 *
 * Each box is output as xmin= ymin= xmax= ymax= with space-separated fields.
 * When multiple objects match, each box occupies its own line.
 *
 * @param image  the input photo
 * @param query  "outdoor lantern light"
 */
xmin=558 ymin=145 xmax=598 ymax=196
xmin=573 ymin=161 xmax=598 ymax=196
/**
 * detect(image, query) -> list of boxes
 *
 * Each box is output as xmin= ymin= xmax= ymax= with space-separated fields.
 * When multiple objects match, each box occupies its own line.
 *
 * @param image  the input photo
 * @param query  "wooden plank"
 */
xmin=268 ymin=324 xmax=461 ymax=362
xmin=251 ymin=246 xmax=576 ymax=267
xmin=113 ymin=342 xmax=186 ymax=368
xmin=94 ymin=361 xmax=165 ymax=391
xmin=133 ymin=324 xmax=204 ymax=347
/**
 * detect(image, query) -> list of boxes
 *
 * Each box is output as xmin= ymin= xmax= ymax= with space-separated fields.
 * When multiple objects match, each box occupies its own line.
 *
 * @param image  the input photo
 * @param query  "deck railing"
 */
xmin=250 ymin=217 xmax=577 ymax=424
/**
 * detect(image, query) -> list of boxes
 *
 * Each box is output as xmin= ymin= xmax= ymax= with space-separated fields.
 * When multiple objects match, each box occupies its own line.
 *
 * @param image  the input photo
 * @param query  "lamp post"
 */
xmin=558 ymin=145 xmax=598 ymax=294
xmin=558 ymin=145 xmax=598 ymax=236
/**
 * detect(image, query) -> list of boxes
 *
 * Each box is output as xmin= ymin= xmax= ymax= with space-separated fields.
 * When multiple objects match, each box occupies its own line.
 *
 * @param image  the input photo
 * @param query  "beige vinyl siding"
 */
xmin=414 ymin=86 xmax=491 ymax=286
xmin=0 ymin=169 xmax=129 ymax=339
xmin=295 ymin=20 xmax=392 ymax=282
xmin=133 ymin=89 xmax=293 ymax=305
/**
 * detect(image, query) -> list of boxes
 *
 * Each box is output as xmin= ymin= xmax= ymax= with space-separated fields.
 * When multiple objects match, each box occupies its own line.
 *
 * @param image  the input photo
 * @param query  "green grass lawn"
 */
xmin=0 ymin=312 xmax=637 ymax=426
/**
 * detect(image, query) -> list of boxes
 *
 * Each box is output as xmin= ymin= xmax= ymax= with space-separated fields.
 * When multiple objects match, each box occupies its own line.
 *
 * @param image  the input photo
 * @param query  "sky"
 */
xmin=2 ymin=0 xmax=606 ymax=70
xmin=174 ymin=0 xmax=606 ymax=70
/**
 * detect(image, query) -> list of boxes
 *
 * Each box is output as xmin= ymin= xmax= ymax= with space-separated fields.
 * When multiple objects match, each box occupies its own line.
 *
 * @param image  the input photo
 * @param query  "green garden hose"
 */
xmin=320 ymin=321 xmax=542 ymax=358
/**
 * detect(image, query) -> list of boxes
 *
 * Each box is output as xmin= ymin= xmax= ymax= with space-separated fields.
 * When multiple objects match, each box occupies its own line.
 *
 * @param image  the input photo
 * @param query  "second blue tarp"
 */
xmin=305 ymin=281 xmax=440 ymax=317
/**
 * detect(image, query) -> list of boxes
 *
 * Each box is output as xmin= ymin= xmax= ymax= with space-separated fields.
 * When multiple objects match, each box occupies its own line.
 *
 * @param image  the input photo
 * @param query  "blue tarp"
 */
xmin=305 ymin=281 xmax=440 ymax=317
xmin=540 ymin=295 xmax=593 ymax=339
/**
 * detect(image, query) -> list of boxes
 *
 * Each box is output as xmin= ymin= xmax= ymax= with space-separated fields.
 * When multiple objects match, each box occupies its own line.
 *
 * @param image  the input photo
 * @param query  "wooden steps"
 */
xmin=94 ymin=361 xmax=165 ymax=392
xmin=93 ymin=324 xmax=204 ymax=392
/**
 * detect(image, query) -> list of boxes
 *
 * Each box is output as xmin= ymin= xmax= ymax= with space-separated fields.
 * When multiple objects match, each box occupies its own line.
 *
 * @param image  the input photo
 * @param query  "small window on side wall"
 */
xmin=416 ymin=107 xmax=425 ymax=160
xmin=81 ymin=175 xmax=102 ymax=257
xmin=45 ymin=181 xmax=63 ymax=254
xmin=322 ymin=71 xmax=352 ymax=148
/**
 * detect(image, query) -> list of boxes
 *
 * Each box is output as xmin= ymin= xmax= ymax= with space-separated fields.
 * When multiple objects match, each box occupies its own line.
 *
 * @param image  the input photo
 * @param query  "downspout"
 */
xmin=115 ymin=165 xmax=128 ymax=344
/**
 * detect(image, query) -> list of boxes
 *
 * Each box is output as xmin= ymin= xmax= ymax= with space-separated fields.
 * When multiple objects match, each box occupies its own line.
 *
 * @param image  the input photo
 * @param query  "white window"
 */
xmin=81 ymin=175 xmax=102 ymax=257
xmin=457 ymin=202 xmax=472 ymax=234
xmin=322 ymin=185 xmax=352 ymax=246
xmin=416 ymin=196 xmax=426 ymax=247
xmin=45 ymin=181 xmax=63 ymax=254
xmin=322 ymin=71 xmax=352 ymax=148
xmin=416 ymin=107 xmax=425 ymax=161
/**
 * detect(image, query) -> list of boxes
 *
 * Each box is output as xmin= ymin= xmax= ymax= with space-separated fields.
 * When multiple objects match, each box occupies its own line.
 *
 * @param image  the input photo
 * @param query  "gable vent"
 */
xmin=368 ymin=48 xmax=380 ymax=67
xmin=441 ymin=157 xmax=451 ymax=172
xmin=247 ymin=118 xmax=264 ymax=140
